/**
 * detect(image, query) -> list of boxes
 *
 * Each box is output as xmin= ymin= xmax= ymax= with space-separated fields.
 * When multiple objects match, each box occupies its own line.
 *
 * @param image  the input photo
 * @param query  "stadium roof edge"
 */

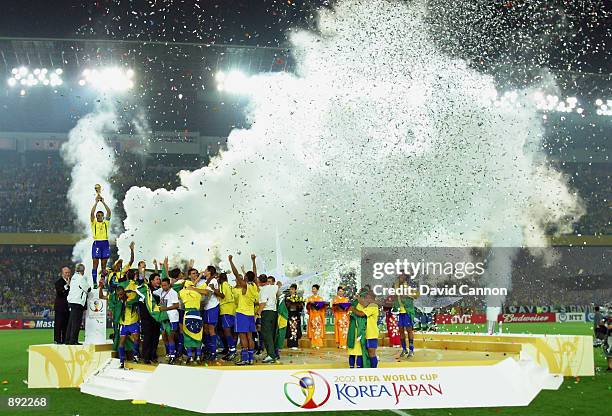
xmin=0 ymin=36 xmax=290 ymax=51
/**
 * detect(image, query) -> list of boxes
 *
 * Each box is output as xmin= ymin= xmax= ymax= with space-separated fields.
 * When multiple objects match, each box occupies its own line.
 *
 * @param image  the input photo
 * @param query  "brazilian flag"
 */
xmin=394 ymin=293 xmax=416 ymax=319
xmin=104 ymin=269 xmax=126 ymax=349
xmin=276 ymin=296 xmax=289 ymax=350
xmin=134 ymin=281 xmax=172 ymax=334
xmin=105 ymin=280 xmax=141 ymax=352
xmin=116 ymin=279 xmax=172 ymax=345
xmin=347 ymin=298 xmax=370 ymax=368
xmin=106 ymin=291 xmax=123 ymax=350
xmin=133 ymin=282 xmax=169 ymax=322
xmin=183 ymin=309 xmax=203 ymax=348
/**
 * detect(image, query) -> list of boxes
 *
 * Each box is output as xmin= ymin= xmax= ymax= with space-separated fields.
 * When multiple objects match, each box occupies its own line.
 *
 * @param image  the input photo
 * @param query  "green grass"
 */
xmin=0 ymin=323 xmax=609 ymax=416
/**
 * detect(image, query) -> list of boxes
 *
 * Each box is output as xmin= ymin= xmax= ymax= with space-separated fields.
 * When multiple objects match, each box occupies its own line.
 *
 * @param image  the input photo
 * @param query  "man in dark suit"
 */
xmin=54 ymin=266 xmax=71 ymax=344
xmin=140 ymin=273 xmax=162 ymax=364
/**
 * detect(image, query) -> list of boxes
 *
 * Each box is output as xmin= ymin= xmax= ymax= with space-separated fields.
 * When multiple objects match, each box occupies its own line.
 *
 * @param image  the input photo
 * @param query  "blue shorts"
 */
xmin=221 ymin=314 xmax=235 ymax=329
xmin=366 ymin=338 xmax=378 ymax=349
xmin=398 ymin=313 xmax=414 ymax=327
xmin=169 ymin=322 xmax=179 ymax=332
xmin=203 ymin=305 xmax=219 ymax=325
xmin=235 ymin=312 xmax=256 ymax=333
xmin=120 ymin=322 xmax=140 ymax=336
xmin=92 ymin=240 xmax=111 ymax=259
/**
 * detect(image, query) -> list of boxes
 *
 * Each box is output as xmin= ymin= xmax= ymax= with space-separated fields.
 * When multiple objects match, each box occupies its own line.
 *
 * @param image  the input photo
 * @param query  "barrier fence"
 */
xmin=2 ymin=311 xmax=598 ymax=332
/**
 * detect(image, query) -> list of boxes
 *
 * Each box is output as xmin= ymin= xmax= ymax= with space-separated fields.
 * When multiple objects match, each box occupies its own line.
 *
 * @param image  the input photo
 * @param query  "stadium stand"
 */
xmin=0 ymin=151 xmax=608 ymax=235
xmin=0 ymin=245 xmax=72 ymax=315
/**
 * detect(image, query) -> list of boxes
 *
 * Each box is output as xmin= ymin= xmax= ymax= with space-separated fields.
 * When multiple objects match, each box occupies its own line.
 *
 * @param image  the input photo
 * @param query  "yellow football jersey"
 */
xmin=120 ymin=303 xmax=139 ymax=325
xmin=91 ymin=219 xmax=110 ymax=241
xmin=235 ymin=283 xmax=259 ymax=316
xmin=357 ymin=303 xmax=379 ymax=340
xmin=219 ymin=281 xmax=236 ymax=315
xmin=179 ymin=282 xmax=202 ymax=310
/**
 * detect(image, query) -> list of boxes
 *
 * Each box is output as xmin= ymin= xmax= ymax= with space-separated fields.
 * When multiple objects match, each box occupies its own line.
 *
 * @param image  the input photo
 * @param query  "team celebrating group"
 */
xmin=71 ymin=195 xmax=419 ymax=369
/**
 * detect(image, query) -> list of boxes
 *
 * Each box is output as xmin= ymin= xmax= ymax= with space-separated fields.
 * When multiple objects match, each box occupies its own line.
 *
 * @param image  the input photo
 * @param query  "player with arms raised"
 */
xmin=229 ymin=253 xmax=259 ymax=365
xmin=90 ymin=189 xmax=111 ymax=286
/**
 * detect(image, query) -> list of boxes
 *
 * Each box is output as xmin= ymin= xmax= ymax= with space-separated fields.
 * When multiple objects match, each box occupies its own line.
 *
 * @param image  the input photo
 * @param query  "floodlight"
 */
xmin=79 ymin=67 xmax=135 ymax=92
xmin=216 ymin=70 xmax=251 ymax=94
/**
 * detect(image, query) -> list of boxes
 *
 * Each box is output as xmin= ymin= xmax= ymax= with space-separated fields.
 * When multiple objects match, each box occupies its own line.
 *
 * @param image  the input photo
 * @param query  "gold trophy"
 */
xmin=95 ymin=184 xmax=102 ymax=201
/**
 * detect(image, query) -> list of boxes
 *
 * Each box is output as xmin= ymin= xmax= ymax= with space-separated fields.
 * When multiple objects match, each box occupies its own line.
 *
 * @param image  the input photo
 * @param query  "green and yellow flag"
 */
xmin=276 ymin=295 xmax=288 ymax=349
xmin=347 ymin=298 xmax=370 ymax=368
xmin=135 ymin=283 xmax=169 ymax=323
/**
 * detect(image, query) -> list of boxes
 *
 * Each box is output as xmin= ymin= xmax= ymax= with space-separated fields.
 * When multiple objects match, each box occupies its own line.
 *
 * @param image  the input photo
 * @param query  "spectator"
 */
xmin=54 ymin=266 xmax=71 ymax=344
xmin=66 ymin=264 xmax=91 ymax=345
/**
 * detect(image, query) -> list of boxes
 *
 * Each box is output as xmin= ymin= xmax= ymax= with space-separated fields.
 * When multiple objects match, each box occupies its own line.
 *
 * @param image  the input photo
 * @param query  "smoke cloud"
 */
xmin=118 ymin=0 xmax=583 ymax=281
xmin=61 ymin=106 xmax=119 ymax=265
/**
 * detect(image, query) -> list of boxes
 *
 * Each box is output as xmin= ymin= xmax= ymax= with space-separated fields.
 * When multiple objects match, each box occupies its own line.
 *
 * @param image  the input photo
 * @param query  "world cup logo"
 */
xmin=89 ymin=299 xmax=104 ymax=313
xmin=284 ymin=370 xmax=331 ymax=409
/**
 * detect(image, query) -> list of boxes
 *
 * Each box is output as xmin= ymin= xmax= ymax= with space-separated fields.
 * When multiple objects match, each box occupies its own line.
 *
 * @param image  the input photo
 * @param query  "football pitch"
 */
xmin=1 ymin=323 xmax=609 ymax=416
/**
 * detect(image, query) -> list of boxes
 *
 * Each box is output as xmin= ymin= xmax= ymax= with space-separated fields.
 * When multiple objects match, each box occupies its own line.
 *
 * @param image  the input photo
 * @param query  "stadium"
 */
xmin=0 ymin=1 xmax=610 ymax=415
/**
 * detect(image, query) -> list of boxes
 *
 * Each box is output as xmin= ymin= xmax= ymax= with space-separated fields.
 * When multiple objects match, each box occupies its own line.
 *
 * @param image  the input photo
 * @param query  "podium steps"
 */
xmin=143 ymin=330 xmax=519 ymax=354
xmin=297 ymin=331 xmax=392 ymax=349
xmin=80 ymin=358 xmax=153 ymax=401
xmin=294 ymin=331 xmax=522 ymax=354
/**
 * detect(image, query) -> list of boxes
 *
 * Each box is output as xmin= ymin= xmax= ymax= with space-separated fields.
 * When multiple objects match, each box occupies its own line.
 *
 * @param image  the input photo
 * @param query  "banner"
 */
xmin=0 ymin=319 xmax=22 ymax=330
xmin=22 ymin=319 xmax=54 ymax=329
xmin=434 ymin=314 xmax=487 ymax=324
xmin=504 ymin=305 xmax=593 ymax=314
xmin=84 ymin=293 xmax=107 ymax=344
xmin=555 ymin=312 xmax=586 ymax=323
xmin=435 ymin=313 xmax=557 ymax=324
xmin=499 ymin=313 xmax=556 ymax=323
xmin=130 ymin=358 xmax=561 ymax=413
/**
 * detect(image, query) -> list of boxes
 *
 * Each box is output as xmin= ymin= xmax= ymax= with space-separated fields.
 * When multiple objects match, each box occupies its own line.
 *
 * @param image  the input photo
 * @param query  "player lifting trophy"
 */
xmin=90 ymin=184 xmax=111 ymax=286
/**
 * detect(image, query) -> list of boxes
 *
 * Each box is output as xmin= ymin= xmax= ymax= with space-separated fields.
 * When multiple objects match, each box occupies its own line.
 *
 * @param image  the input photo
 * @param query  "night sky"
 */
xmin=0 ymin=1 xmax=610 ymax=74
xmin=0 ymin=0 xmax=326 ymax=45
xmin=0 ymin=1 xmax=609 ymax=75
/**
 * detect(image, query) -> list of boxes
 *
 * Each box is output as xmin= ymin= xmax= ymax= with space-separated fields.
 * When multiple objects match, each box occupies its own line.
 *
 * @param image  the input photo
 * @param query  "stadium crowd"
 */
xmin=0 ymin=152 xmax=609 ymax=235
xmin=564 ymin=162 xmax=611 ymax=236
xmin=0 ymin=246 xmax=71 ymax=314
xmin=0 ymin=156 xmax=73 ymax=233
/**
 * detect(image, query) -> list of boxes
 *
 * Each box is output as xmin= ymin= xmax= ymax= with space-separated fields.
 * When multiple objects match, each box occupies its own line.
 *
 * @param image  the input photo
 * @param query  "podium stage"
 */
xmin=27 ymin=332 xmax=593 ymax=412
xmin=27 ymin=343 xmax=113 ymax=388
